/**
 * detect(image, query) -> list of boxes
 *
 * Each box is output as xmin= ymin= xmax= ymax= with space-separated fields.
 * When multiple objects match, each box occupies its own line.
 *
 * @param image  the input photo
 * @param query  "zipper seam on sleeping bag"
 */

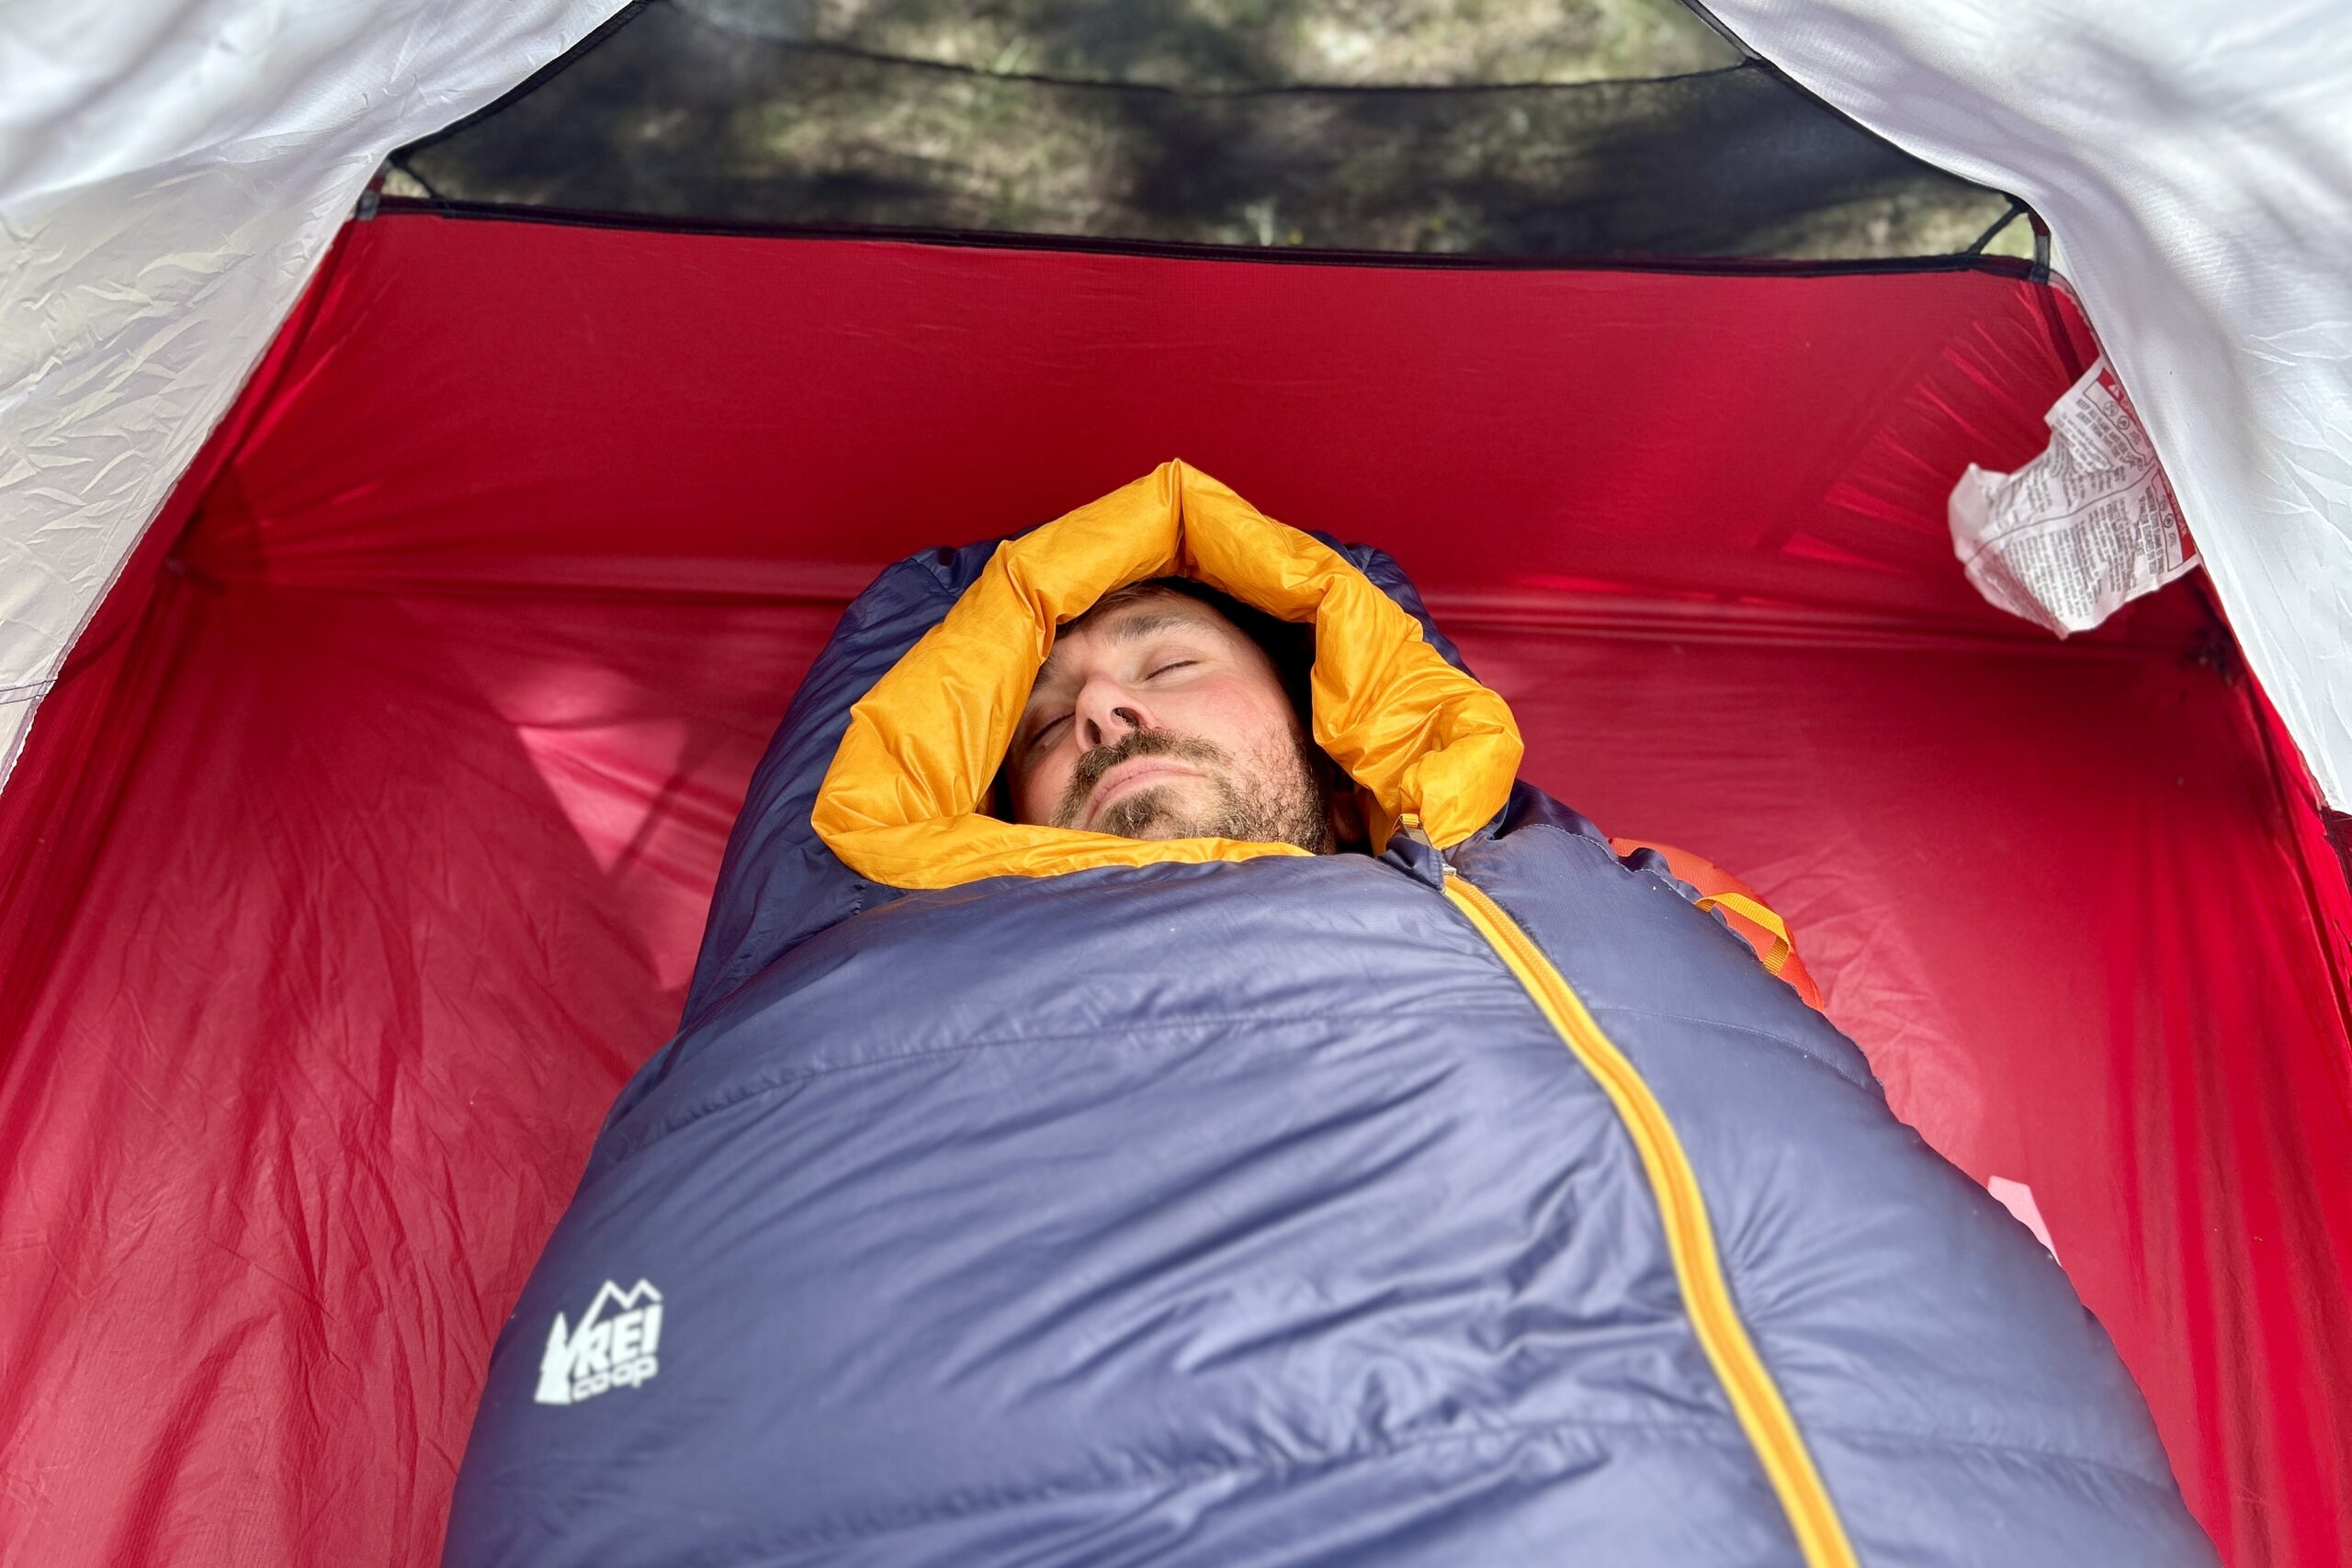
xmin=1441 ymin=866 xmax=1862 ymax=1568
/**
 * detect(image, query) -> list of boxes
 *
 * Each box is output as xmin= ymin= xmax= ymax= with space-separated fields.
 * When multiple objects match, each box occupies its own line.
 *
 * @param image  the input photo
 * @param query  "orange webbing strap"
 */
xmin=1694 ymin=892 xmax=1792 ymax=975
xmin=1608 ymin=839 xmax=1824 ymax=1010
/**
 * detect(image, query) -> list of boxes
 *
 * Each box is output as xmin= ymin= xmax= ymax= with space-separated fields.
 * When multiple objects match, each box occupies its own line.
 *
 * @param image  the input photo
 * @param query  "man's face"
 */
xmin=1006 ymin=591 xmax=1334 ymax=853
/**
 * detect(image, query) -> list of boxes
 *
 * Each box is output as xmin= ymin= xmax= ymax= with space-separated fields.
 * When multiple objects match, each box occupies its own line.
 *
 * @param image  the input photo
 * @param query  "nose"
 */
xmin=1073 ymin=673 xmax=1150 ymax=750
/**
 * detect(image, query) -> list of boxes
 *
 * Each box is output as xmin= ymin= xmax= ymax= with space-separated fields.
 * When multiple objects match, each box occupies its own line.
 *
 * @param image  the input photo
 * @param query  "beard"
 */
xmin=1051 ymin=727 xmax=1334 ymax=855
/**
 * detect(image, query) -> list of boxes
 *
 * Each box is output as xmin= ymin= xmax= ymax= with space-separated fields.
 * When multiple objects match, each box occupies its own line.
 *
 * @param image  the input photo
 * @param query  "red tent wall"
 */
xmin=2 ymin=211 xmax=2346 ymax=1567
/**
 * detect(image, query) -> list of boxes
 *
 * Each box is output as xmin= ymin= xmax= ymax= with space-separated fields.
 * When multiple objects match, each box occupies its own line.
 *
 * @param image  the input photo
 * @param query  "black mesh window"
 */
xmin=390 ymin=0 xmax=2032 ymax=264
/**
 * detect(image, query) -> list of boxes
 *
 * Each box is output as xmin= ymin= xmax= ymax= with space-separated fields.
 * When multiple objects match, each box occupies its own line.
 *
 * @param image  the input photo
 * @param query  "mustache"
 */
xmin=1055 ymin=728 xmax=1228 ymax=828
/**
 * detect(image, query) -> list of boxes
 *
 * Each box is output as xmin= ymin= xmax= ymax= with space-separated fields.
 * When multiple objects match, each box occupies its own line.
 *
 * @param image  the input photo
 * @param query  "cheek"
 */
xmin=1168 ymin=681 xmax=1297 ymax=755
xmin=1013 ymin=750 xmax=1074 ymax=822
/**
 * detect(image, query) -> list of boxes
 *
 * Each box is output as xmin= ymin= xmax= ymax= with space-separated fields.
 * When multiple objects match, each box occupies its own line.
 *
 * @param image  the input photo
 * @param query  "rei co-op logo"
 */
xmin=535 ymin=1278 xmax=663 ymax=1405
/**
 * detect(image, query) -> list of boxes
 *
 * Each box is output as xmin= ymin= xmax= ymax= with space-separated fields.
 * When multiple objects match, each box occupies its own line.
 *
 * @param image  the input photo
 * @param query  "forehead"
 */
xmin=1033 ymin=593 xmax=1245 ymax=686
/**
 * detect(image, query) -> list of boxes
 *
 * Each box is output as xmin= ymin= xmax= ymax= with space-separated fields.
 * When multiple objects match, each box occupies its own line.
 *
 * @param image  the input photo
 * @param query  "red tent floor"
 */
xmin=2 ymin=211 xmax=2347 ymax=1567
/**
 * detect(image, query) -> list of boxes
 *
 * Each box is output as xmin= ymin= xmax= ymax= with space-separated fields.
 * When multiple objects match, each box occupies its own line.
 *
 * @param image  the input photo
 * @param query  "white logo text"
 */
xmin=536 ymin=1278 xmax=663 ymax=1405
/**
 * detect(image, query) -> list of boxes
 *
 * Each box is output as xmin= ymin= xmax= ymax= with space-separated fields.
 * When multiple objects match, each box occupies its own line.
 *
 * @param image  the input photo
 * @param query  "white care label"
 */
xmin=1949 ymin=357 xmax=2198 ymax=636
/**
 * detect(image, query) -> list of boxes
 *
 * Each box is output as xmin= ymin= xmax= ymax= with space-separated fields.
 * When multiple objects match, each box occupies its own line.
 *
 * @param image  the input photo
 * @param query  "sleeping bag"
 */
xmin=444 ymin=462 xmax=2216 ymax=1567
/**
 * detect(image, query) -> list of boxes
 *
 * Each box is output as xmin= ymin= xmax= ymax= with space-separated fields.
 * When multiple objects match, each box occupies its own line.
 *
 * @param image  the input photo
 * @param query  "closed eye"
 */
xmin=1025 ymin=715 xmax=1069 ymax=755
xmin=1147 ymin=660 xmax=1197 ymax=679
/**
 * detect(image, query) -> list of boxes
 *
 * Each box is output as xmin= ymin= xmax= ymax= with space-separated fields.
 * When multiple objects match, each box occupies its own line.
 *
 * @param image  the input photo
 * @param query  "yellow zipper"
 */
xmin=1441 ymin=865 xmax=1861 ymax=1568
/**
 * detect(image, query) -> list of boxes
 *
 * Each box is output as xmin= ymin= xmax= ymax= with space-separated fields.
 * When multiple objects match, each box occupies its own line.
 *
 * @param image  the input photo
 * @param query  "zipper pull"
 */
xmin=1396 ymin=812 xmax=1433 ymax=850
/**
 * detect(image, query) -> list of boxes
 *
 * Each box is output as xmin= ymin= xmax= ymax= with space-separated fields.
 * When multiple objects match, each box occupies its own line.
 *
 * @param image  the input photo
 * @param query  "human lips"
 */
xmin=1083 ymin=759 xmax=1201 ymax=826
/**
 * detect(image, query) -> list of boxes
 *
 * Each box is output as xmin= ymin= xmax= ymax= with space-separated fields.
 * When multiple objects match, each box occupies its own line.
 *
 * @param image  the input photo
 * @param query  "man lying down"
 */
xmin=445 ymin=463 xmax=2215 ymax=1567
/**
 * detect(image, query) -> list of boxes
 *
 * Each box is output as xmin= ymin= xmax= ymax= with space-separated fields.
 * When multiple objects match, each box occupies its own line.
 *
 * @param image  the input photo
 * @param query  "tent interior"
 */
xmin=4 ymin=6 xmax=2348 ymax=1568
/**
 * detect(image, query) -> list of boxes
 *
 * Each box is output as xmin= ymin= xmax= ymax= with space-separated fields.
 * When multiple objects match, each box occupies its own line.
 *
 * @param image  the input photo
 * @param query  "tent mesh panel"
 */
xmin=391 ymin=0 xmax=2027 ymax=262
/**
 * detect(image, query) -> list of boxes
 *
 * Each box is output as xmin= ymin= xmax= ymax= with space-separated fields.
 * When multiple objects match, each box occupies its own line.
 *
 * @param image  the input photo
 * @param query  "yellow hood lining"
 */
xmin=813 ymin=460 xmax=1523 ymax=890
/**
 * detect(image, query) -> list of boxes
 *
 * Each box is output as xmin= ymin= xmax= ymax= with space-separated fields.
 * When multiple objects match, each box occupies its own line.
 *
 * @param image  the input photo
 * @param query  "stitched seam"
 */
xmin=1481 ymin=819 xmax=1813 ymax=984
xmin=1483 ymin=818 xmax=1611 ymax=863
xmin=1471 ymin=829 xmax=1864 ymax=1092
xmin=600 ymin=1006 xmax=1544 ymax=1167
xmin=1806 ymin=1418 xmax=2179 ymax=1495
xmin=1548 ymin=1015 xmax=2128 ymax=1480
xmin=481 ymin=1409 xmax=1758 ymax=1556
xmin=697 ymin=557 xmax=962 ymax=1010
xmin=475 ymin=1408 xmax=2180 ymax=1558
xmin=1585 ymin=1002 xmax=1875 ymax=1096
